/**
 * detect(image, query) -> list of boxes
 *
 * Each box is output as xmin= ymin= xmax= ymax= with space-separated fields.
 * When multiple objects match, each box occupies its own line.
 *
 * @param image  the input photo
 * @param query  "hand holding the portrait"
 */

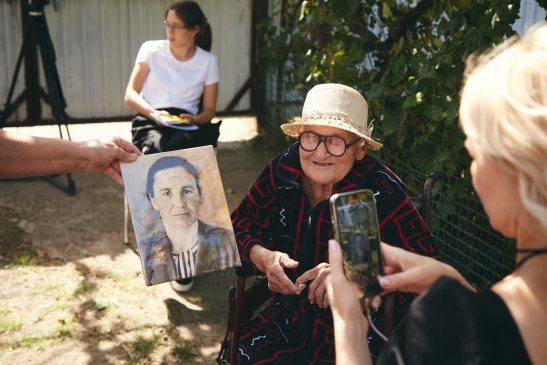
xmin=79 ymin=136 xmax=140 ymax=185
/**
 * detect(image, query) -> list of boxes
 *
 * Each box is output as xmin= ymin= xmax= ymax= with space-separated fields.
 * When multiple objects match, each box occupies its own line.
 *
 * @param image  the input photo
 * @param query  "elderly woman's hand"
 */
xmin=295 ymin=263 xmax=331 ymax=308
xmin=250 ymin=245 xmax=305 ymax=295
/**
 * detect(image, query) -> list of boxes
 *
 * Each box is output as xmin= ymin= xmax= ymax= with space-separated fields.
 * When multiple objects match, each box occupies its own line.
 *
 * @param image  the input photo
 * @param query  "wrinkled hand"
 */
xmin=375 ymin=242 xmax=470 ymax=299
xmin=255 ymin=247 xmax=304 ymax=295
xmin=80 ymin=136 xmax=140 ymax=185
xmin=296 ymin=262 xmax=331 ymax=308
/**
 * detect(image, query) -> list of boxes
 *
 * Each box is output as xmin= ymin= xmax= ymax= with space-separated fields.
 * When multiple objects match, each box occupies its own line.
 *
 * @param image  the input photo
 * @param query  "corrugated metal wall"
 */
xmin=0 ymin=0 xmax=251 ymax=122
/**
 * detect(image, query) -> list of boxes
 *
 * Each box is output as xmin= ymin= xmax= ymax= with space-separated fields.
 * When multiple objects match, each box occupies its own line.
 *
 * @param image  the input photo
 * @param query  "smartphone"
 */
xmin=330 ymin=189 xmax=384 ymax=297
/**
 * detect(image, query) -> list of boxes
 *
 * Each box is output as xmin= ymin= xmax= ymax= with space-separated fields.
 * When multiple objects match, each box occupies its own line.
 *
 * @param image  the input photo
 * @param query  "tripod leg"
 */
xmin=36 ymin=13 xmax=67 ymax=122
xmin=2 ymin=3 xmax=76 ymax=196
xmin=34 ymin=11 xmax=76 ymax=196
xmin=43 ymin=174 xmax=77 ymax=196
xmin=0 ymin=19 xmax=33 ymax=127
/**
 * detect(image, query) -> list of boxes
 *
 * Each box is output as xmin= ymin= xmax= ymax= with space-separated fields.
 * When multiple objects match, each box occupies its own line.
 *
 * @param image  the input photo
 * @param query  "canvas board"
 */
xmin=121 ymin=146 xmax=240 ymax=286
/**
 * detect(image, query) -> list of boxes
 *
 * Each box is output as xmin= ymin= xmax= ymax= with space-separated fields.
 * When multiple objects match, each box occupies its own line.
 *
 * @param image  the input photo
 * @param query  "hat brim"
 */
xmin=280 ymin=114 xmax=383 ymax=151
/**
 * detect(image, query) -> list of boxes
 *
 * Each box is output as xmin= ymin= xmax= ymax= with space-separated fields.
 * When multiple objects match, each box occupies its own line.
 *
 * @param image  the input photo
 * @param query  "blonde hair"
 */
xmin=459 ymin=22 xmax=547 ymax=231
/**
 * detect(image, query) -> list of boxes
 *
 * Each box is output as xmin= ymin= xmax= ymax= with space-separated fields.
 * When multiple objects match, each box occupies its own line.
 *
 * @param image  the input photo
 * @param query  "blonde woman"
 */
xmin=327 ymin=23 xmax=547 ymax=365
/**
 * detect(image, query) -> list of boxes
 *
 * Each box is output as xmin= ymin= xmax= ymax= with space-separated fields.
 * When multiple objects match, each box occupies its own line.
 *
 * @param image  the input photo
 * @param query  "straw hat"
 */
xmin=280 ymin=83 xmax=383 ymax=150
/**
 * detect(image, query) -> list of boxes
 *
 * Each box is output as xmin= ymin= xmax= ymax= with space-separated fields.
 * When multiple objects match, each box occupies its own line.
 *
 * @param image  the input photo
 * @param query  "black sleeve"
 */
xmin=377 ymin=277 xmax=532 ymax=365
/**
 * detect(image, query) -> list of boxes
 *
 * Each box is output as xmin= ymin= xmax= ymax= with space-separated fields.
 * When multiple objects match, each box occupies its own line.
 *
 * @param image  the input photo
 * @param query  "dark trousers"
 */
xmin=131 ymin=107 xmax=220 ymax=154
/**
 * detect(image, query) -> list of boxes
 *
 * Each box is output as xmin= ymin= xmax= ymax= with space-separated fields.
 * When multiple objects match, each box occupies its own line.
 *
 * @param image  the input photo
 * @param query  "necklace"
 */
xmin=513 ymin=247 xmax=547 ymax=271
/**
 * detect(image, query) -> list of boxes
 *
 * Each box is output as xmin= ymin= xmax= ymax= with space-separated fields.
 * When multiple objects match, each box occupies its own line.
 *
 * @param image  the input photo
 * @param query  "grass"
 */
xmin=43 ymin=300 xmax=72 ymax=314
xmin=185 ymin=296 xmax=202 ymax=305
xmin=82 ymin=298 xmax=108 ymax=312
xmin=0 ymin=318 xmax=22 ymax=333
xmin=107 ymin=271 xmax=143 ymax=293
xmin=170 ymin=341 xmax=197 ymax=362
xmin=17 ymin=336 xmax=61 ymax=350
xmin=122 ymin=335 xmax=163 ymax=364
xmin=57 ymin=318 xmax=74 ymax=338
xmin=12 ymin=253 xmax=37 ymax=266
xmin=0 ymin=308 xmax=22 ymax=333
xmin=73 ymin=279 xmax=96 ymax=297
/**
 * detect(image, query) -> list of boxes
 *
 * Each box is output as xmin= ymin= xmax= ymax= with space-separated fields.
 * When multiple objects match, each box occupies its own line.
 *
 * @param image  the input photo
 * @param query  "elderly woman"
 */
xmin=231 ymin=83 xmax=439 ymax=364
xmin=326 ymin=24 xmax=547 ymax=365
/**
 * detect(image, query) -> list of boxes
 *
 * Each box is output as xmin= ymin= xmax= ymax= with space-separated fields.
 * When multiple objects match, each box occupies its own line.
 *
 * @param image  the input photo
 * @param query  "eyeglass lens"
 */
xmin=299 ymin=132 xmax=348 ymax=156
xmin=163 ymin=20 xmax=185 ymax=31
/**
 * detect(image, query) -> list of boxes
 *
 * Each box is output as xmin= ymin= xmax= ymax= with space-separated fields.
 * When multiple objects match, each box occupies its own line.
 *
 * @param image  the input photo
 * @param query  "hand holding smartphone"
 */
xmin=330 ymin=189 xmax=384 ymax=297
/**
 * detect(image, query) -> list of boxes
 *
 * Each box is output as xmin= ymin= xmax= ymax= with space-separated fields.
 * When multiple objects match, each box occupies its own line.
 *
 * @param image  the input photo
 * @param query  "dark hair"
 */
xmin=350 ymin=232 xmax=366 ymax=245
xmin=146 ymin=156 xmax=202 ymax=198
xmin=166 ymin=1 xmax=212 ymax=51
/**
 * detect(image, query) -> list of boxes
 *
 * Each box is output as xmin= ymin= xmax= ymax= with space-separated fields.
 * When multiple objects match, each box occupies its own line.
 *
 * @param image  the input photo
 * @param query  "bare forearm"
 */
xmin=124 ymin=90 xmax=156 ymax=118
xmin=0 ymin=130 xmax=88 ymax=178
xmin=334 ymin=316 xmax=371 ymax=365
xmin=0 ymin=131 xmax=140 ymax=184
xmin=327 ymin=240 xmax=373 ymax=365
xmin=192 ymin=107 xmax=216 ymax=125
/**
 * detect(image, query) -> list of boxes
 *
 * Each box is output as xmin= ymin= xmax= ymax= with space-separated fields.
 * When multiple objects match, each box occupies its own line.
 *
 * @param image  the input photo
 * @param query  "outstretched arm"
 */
xmin=326 ymin=239 xmax=372 ymax=365
xmin=0 ymin=130 xmax=140 ymax=184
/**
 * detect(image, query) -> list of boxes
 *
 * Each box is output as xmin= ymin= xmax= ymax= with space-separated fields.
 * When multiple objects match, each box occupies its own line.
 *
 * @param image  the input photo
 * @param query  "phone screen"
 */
xmin=330 ymin=189 xmax=384 ymax=297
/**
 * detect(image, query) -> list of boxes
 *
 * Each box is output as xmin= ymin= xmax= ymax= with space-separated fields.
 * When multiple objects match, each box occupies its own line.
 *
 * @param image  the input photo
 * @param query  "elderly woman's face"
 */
xmin=299 ymin=125 xmax=366 ymax=187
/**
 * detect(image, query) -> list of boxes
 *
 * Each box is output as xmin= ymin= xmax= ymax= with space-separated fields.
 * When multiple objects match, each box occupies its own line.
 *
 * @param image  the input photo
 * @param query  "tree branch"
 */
xmin=384 ymin=0 xmax=435 ymax=49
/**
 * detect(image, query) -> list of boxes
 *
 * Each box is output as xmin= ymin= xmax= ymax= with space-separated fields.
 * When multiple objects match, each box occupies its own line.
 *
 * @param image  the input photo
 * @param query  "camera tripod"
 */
xmin=0 ymin=0 xmax=76 ymax=195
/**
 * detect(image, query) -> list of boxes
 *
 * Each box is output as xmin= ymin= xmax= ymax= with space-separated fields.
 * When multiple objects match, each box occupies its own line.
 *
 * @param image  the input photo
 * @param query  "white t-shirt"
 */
xmin=136 ymin=40 xmax=219 ymax=115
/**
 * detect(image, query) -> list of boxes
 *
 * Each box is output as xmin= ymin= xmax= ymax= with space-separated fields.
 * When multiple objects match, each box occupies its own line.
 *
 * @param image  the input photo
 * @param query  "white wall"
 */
xmin=514 ymin=0 xmax=546 ymax=35
xmin=0 ymin=0 xmax=251 ymax=122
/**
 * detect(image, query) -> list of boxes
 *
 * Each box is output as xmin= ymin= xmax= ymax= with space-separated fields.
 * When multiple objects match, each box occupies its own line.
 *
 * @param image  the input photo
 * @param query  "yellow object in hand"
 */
xmin=164 ymin=115 xmax=190 ymax=124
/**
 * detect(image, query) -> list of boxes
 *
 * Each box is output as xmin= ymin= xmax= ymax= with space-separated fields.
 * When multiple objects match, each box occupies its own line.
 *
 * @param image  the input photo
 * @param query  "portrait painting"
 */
xmin=121 ymin=146 xmax=241 ymax=286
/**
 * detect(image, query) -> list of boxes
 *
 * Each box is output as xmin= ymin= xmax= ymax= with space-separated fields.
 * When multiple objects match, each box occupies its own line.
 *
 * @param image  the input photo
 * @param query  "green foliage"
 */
xmin=256 ymin=0 xmax=526 ymax=209
xmin=13 ymin=253 xmax=37 ymax=266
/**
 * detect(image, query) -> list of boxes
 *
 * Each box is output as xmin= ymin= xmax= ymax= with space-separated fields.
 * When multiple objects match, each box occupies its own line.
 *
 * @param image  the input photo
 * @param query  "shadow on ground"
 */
xmin=0 ymin=140 xmax=274 ymax=364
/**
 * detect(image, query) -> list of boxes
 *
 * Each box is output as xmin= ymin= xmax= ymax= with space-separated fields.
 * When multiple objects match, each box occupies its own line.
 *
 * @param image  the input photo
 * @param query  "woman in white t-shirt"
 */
xmin=125 ymin=0 xmax=219 ymax=154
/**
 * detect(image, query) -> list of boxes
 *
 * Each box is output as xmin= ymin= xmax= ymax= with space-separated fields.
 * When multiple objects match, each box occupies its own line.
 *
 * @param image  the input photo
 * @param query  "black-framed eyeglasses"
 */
xmin=163 ymin=20 xmax=187 ymax=31
xmin=298 ymin=131 xmax=362 ymax=157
